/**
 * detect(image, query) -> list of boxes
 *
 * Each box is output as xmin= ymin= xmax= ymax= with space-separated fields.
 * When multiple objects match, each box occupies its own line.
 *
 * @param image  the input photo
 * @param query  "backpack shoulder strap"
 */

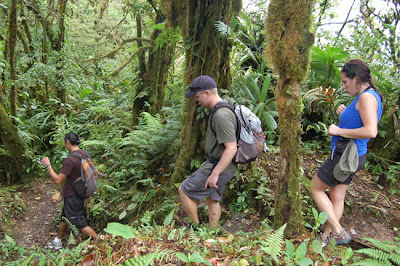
xmin=208 ymin=102 xmax=235 ymax=136
xmin=207 ymin=102 xmax=241 ymax=156
xmin=69 ymin=150 xmax=87 ymax=160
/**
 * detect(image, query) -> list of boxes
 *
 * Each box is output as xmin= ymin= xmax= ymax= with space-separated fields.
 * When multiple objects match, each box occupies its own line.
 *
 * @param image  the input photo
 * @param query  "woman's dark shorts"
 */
xmin=61 ymin=196 xmax=88 ymax=231
xmin=317 ymin=140 xmax=367 ymax=187
xmin=180 ymin=169 xmax=235 ymax=201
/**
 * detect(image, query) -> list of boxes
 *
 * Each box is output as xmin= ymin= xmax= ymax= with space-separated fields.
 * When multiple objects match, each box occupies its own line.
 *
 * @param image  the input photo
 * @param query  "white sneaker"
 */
xmin=48 ymin=238 xmax=62 ymax=250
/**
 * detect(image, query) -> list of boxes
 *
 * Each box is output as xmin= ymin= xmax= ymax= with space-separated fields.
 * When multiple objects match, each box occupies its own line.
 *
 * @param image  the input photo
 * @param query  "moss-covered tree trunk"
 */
xmin=171 ymin=0 xmax=241 ymax=184
xmin=7 ymin=0 xmax=18 ymax=119
xmin=0 ymin=102 xmax=30 ymax=184
xmin=132 ymin=0 xmax=188 ymax=126
xmin=55 ymin=0 xmax=68 ymax=112
xmin=265 ymin=0 xmax=314 ymax=237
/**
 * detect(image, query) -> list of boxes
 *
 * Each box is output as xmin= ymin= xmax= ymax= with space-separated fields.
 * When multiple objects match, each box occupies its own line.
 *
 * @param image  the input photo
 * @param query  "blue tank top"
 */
xmin=331 ymin=89 xmax=383 ymax=156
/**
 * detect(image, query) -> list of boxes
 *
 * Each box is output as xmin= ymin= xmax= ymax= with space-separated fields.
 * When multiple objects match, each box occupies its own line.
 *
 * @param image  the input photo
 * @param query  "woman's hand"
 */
xmin=336 ymin=104 xmax=346 ymax=115
xmin=328 ymin=124 xmax=341 ymax=136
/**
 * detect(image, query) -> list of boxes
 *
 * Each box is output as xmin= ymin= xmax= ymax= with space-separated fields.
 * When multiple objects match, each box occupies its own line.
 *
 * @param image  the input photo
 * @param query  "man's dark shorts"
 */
xmin=317 ymin=147 xmax=367 ymax=188
xmin=180 ymin=169 xmax=235 ymax=201
xmin=61 ymin=196 xmax=88 ymax=231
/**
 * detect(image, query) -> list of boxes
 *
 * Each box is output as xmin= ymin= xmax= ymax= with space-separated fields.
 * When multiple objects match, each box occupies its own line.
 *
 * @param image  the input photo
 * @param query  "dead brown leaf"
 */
xmin=52 ymin=192 xmax=61 ymax=202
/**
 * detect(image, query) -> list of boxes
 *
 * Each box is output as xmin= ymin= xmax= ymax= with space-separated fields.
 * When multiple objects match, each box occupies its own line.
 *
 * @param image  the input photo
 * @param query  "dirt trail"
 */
xmin=9 ymin=153 xmax=400 ymax=250
xmin=12 ymin=178 xmax=61 ymax=248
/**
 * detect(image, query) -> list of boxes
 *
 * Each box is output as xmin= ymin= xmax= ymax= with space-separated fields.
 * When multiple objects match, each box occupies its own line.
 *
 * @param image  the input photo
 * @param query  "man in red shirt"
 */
xmin=41 ymin=132 xmax=97 ymax=250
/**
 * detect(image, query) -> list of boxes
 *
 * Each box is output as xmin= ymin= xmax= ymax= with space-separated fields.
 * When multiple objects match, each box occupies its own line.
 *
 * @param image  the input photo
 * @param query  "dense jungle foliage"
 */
xmin=0 ymin=0 xmax=399 ymax=264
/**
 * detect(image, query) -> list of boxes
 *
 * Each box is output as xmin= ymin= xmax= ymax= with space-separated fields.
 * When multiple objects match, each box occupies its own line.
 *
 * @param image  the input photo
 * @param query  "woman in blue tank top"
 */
xmin=310 ymin=59 xmax=383 ymax=247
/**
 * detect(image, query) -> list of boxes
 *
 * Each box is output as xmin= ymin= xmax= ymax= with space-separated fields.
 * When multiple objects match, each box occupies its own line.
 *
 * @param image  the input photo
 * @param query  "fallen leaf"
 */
xmin=82 ymin=252 xmax=96 ymax=266
xmin=35 ymin=197 xmax=41 ymax=200
xmin=209 ymin=258 xmax=219 ymax=266
xmin=52 ymin=192 xmax=61 ymax=201
xmin=133 ymin=245 xmax=140 ymax=257
xmin=218 ymin=234 xmax=234 ymax=244
xmin=204 ymin=238 xmax=216 ymax=247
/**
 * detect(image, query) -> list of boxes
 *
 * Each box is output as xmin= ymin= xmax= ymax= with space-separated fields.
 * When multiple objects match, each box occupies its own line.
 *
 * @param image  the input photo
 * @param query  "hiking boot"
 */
xmin=47 ymin=238 xmax=62 ymax=250
xmin=333 ymin=228 xmax=351 ymax=245
xmin=317 ymin=231 xmax=333 ymax=248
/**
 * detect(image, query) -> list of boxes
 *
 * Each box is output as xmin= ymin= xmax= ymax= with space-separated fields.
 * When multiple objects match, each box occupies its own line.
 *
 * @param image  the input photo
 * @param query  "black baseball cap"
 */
xmin=184 ymin=75 xmax=217 ymax=97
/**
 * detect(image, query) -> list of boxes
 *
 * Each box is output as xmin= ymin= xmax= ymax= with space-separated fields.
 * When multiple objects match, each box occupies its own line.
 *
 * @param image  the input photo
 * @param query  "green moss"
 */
xmin=265 ymin=0 xmax=315 ymax=81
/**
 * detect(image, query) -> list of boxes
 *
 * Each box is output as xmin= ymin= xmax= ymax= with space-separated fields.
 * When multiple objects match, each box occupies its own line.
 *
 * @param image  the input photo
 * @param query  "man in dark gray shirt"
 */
xmin=179 ymin=75 xmax=237 ymax=228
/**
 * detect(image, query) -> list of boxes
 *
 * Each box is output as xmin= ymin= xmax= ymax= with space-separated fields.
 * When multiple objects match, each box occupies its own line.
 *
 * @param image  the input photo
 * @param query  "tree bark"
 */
xmin=0 ymin=102 xmax=30 ymax=183
xmin=266 ymin=0 xmax=315 ymax=237
xmin=7 ymin=0 xmax=18 ymax=119
xmin=171 ymin=0 xmax=240 ymax=184
xmin=55 ymin=0 xmax=68 ymax=109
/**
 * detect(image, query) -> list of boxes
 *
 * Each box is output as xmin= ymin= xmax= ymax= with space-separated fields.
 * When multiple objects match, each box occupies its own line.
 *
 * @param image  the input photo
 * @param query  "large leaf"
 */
xmin=104 ymin=222 xmax=136 ymax=239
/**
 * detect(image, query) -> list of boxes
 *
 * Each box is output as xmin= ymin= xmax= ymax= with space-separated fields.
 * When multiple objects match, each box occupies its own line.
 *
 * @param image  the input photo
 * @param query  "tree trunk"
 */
xmin=7 ymin=0 xmax=18 ymax=119
xmin=265 ymin=0 xmax=314 ymax=237
xmin=131 ymin=14 xmax=148 ymax=126
xmin=55 ymin=0 xmax=68 ymax=109
xmin=0 ymin=102 xmax=30 ymax=183
xmin=171 ymin=0 xmax=240 ymax=184
xmin=131 ymin=1 xmax=179 ymax=126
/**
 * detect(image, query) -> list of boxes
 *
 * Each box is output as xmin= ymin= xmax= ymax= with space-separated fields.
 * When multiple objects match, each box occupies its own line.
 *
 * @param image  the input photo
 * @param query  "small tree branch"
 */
xmin=334 ymin=0 xmax=356 ymax=45
xmin=82 ymin=38 xmax=154 ymax=63
xmin=101 ymin=45 xmax=153 ymax=79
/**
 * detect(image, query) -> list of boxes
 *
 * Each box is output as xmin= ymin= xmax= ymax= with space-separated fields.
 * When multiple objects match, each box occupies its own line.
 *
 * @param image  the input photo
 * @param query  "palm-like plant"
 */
xmin=232 ymin=71 xmax=278 ymax=131
xmin=309 ymin=45 xmax=349 ymax=90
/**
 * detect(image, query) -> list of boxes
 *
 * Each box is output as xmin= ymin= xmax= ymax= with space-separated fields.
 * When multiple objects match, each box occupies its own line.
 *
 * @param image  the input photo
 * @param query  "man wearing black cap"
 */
xmin=41 ymin=132 xmax=97 ymax=249
xmin=179 ymin=75 xmax=238 ymax=228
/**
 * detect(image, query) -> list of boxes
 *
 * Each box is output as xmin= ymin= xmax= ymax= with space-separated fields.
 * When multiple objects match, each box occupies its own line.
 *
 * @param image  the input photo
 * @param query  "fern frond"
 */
xmin=188 ymin=229 xmax=199 ymax=243
xmin=62 ymin=216 xmax=79 ymax=236
xmin=352 ymin=258 xmax=393 ymax=266
xmin=163 ymin=208 xmax=176 ymax=226
xmin=355 ymin=248 xmax=391 ymax=263
xmin=214 ymin=21 xmax=233 ymax=38
xmin=389 ymin=253 xmax=400 ymax=266
xmin=124 ymin=249 xmax=174 ymax=266
xmin=260 ymin=223 xmax=286 ymax=263
xmin=362 ymin=237 xmax=398 ymax=253
xmin=139 ymin=210 xmax=155 ymax=226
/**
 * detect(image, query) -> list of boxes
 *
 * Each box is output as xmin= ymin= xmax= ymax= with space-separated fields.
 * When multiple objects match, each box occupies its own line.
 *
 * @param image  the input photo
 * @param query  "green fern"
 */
xmin=352 ymin=258 xmax=393 ymax=266
xmin=62 ymin=216 xmax=79 ymax=236
xmin=188 ymin=229 xmax=200 ymax=243
xmin=163 ymin=207 xmax=176 ymax=226
xmin=123 ymin=249 xmax=174 ymax=266
xmin=139 ymin=210 xmax=155 ymax=226
xmin=362 ymin=237 xmax=400 ymax=254
xmin=260 ymin=223 xmax=286 ymax=263
xmin=353 ymin=238 xmax=400 ymax=266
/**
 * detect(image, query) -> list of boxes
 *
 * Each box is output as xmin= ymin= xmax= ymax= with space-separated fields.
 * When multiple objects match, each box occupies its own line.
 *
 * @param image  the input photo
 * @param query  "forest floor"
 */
xmin=4 ymin=150 xmax=400 ymax=263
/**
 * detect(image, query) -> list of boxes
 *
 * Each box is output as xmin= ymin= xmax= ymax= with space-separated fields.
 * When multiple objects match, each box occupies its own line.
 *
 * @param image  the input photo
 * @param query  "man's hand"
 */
xmin=41 ymin=157 xmax=51 ymax=167
xmin=205 ymin=172 xmax=219 ymax=189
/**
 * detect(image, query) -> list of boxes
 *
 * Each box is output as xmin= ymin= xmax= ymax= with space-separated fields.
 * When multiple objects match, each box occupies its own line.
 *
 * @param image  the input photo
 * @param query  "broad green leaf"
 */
xmin=295 ymin=242 xmax=307 ymax=259
xmin=119 ymin=210 xmax=127 ymax=220
xmin=104 ymin=222 xmax=136 ymax=239
xmin=311 ymin=239 xmax=323 ymax=254
xmin=318 ymin=212 xmax=329 ymax=224
xmin=176 ymin=252 xmax=189 ymax=263
xmin=189 ymin=252 xmax=206 ymax=263
xmin=297 ymin=257 xmax=313 ymax=266
xmin=285 ymin=239 xmax=295 ymax=260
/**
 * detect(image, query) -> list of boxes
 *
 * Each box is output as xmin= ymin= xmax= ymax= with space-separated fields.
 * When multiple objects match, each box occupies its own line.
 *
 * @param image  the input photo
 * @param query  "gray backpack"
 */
xmin=207 ymin=102 xmax=266 ymax=164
